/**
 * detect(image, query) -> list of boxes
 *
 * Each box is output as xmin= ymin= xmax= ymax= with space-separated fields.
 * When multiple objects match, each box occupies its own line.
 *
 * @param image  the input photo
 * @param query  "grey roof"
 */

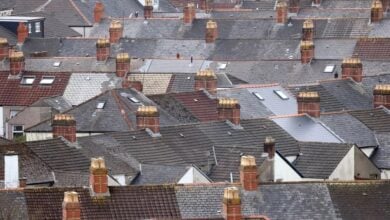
xmin=362 ymin=73 xmax=390 ymax=95
xmin=0 ymin=190 xmax=28 ymax=220
xmin=272 ymin=115 xmax=343 ymax=143
xmin=21 ymin=38 xmax=62 ymax=57
xmin=0 ymin=25 xmax=17 ymax=45
xmin=369 ymin=19 xmax=390 ymax=37
xmin=318 ymin=0 xmax=371 ymax=8
xmin=372 ymin=132 xmax=390 ymax=169
xmin=142 ymin=59 xmax=206 ymax=73
xmin=131 ymin=164 xmax=189 ymax=185
xmin=349 ymin=108 xmax=390 ymax=133
xmin=297 ymin=8 xmax=370 ymax=19
xmin=30 ymin=96 xmax=72 ymax=113
xmin=314 ymin=39 xmax=357 ymax=59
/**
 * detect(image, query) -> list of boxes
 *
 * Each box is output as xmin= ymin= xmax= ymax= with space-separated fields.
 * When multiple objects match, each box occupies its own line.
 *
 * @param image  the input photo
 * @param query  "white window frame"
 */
xmin=12 ymin=125 xmax=24 ymax=139
xmin=35 ymin=22 xmax=41 ymax=33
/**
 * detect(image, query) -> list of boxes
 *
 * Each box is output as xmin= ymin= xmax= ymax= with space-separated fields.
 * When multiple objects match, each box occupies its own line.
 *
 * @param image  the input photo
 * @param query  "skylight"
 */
xmin=20 ymin=76 xmax=35 ymax=85
xmin=218 ymin=63 xmax=227 ymax=70
xmin=40 ymin=76 xmax=55 ymax=85
xmin=96 ymin=102 xmax=106 ymax=109
xmin=128 ymin=97 xmax=140 ymax=103
xmin=274 ymin=90 xmax=289 ymax=100
xmin=53 ymin=61 xmax=61 ymax=67
xmin=324 ymin=64 xmax=335 ymax=73
xmin=252 ymin=92 xmax=264 ymax=101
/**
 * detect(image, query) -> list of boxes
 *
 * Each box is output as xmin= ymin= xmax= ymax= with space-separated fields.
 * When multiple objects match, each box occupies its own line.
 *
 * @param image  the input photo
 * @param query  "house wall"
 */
xmin=178 ymin=167 xmax=210 ymax=184
xmin=354 ymin=147 xmax=381 ymax=179
xmin=1 ymin=106 xmax=24 ymax=137
xmin=26 ymin=132 xmax=101 ymax=141
xmin=381 ymin=169 xmax=390 ymax=179
xmin=274 ymin=153 xmax=302 ymax=182
xmin=329 ymin=148 xmax=355 ymax=180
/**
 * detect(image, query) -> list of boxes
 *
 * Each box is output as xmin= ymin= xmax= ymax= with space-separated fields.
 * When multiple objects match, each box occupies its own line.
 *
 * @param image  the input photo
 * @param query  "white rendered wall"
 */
xmin=4 ymin=154 xmax=19 ymax=188
xmin=274 ymin=153 xmax=302 ymax=182
xmin=329 ymin=148 xmax=354 ymax=180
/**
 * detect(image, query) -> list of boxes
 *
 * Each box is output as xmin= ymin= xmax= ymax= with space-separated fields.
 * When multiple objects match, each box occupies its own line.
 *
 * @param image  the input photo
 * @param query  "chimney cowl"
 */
xmin=0 ymin=37 xmax=8 ymax=47
xmin=240 ymin=155 xmax=256 ymax=168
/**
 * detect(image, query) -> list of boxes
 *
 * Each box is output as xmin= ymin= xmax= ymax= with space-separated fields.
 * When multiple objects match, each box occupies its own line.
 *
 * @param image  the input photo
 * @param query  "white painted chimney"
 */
xmin=4 ymin=151 xmax=19 ymax=189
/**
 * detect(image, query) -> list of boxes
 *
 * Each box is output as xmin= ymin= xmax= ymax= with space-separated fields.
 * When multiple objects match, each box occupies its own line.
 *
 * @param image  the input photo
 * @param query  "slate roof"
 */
xmin=354 ymin=38 xmax=390 ymax=60
xmin=0 ymin=137 xmax=12 ymax=145
xmin=0 ymin=25 xmax=17 ymax=45
xmin=0 ymin=71 xmax=70 ymax=106
xmin=131 ymin=164 xmax=189 ymax=185
xmin=371 ymin=132 xmax=390 ymax=169
xmin=369 ymin=19 xmax=390 ymax=37
xmin=348 ymin=108 xmax=390 ymax=133
xmin=314 ymin=39 xmax=356 ymax=60
xmin=0 ymin=190 xmax=28 ymax=220
xmin=30 ymin=95 xmax=72 ymax=113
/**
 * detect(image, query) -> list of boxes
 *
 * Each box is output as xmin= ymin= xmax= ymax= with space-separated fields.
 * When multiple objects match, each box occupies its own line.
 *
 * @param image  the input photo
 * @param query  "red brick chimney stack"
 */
xmin=122 ymin=76 xmax=143 ymax=92
xmin=373 ymin=85 xmax=390 ymax=108
xmin=116 ymin=53 xmax=130 ymax=77
xmin=222 ymin=187 xmax=241 ymax=220
xmin=289 ymin=0 xmax=300 ymax=13
xmin=276 ymin=1 xmax=288 ymax=24
xmin=195 ymin=69 xmax=217 ymax=94
xmin=94 ymin=1 xmax=104 ymax=23
xmin=371 ymin=0 xmax=384 ymax=23
xmin=52 ymin=114 xmax=77 ymax=142
xmin=17 ymin=22 xmax=28 ymax=44
xmin=96 ymin=38 xmax=110 ymax=61
xmin=240 ymin=155 xmax=258 ymax=191
xmin=218 ymin=98 xmax=241 ymax=125
xmin=144 ymin=0 xmax=154 ymax=19
xmin=9 ymin=51 xmax=25 ymax=76
xmin=297 ymin=91 xmax=320 ymax=117
xmin=302 ymin=19 xmax=314 ymax=41
xmin=136 ymin=106 xmax=160 ymax=133
xmin=183 ymin=3 xmax=196 ymax=25
xmin=62 ymin=191 xmax=81 ymax=220
xmin=0 ymin=38 xmax=9 ymax=60
xmin=300 ymin=40 xmax=314 ymax=64
xmin=89 ymin=157 xmax=109 ymax=196
xmin=341 ymin=57 xmax=363 ymax=82
xmin=109 ymin=20 xmax=123 ymax=43
xmin=205 ymin=20 xmax=218 ymax=43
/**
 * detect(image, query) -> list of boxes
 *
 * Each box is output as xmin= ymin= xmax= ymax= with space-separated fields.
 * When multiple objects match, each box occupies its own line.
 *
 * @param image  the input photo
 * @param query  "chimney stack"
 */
xmin=96 ymin=38 xmax=110 ymax=62
xmin=17 ymin=22 xmax=28 ymax=44
xmin=109 ymin=20 xmax=123 ymax=43
xmin=0 ymin=38 xmax=9 ymax=60
xmin=373 ymin=85 xmax=390 ymax=108
xmin=93 ymin=1 xmax=104 ymax=23
xmin=240 ymin=155 xmax=258 ymax=191
xmin=341 ymin=57 xmax=363 ymax=82
xmin=300 ymin=40 xmax=314 ymax=64
xmin=195 ymin=69 xmax=217 ymax=94
xmin=89 ymin=157 xmax=109 ymax=196
xmin=222 ymin=187 xmax=241 ymax=220
xmin=116 ymin=53 xmax=130 ymax=77
xmin=264 ymin=136 xmax=276 ymax=159
xmin=371 ymin=0 xmax=384 ymax=23
xmin=52 ymin=114 xmax=77 ymax=142
xmin=183 ymin=3 xmax=196 ymax=25
xmin=62 ymin=191 xmax=81 ymax=220
xmin=205 ymin=20 xmax=218 ymax=43
xmin=218 ymin=98 xmax=241 ymax=125
xmin=276 ymin=1 xmax=288 ymax=24
xmin=302 ymin=19 xmax=314 ymax=41
xmin=122 ymin=76 xmax=143 ymax=92
xmin=200 ymin=0 xmax=209 ymax=10
xmin=297 ymin=91 xmax=320 ymax=117
xmin=144 ymin=0 xmax=154 ymax=19
xmin=382 ymin=0 xmax=389 ymax=11
xmin=136 ymin=106 xmax=160 ymax=134
xmin=4 ymin=151 xmax=19 ymax=189
xmin=289 ymin=0 xmax=300 ymax=13
xmin=312 ymin=0 xmax=321 ymax=5
xmin=9 ymin=51 xmax=25 ymax=76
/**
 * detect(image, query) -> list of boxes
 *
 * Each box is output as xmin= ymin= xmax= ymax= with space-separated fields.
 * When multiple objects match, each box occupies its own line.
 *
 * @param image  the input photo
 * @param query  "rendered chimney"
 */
xmin=300 ymin=40 xmax=314 ymax=64
xmin=0 ymin=38 xmax=9 ymax=60
xmin=96 ymin=38 xmax=110 ymax=62
xmin=17 ymin=22 xmax=28 ymax=44
xmin=302 ymin=19 xmax=314 ymax=41
xmin=94 ymin=1 xmax=104 ymax=23
xmin=297 ymin=91 xmax=320 ymax=117
xmin=109 ymin=20 xmax=123 ymax=43
xmin=264 ymin=136 xmax=276 ymax=159
xmin=144 ymin=0 xmax=154 ymax=19
xmin=222 ymin=186 xmax=241 ymax=220
xmin=62 ymin=191 xmax=81 ymax=220
xmin=289 ymin=0 xmax=300 ymax=13
xmin=116 ymin=53 xmax=130 ymax=77
xmin=205 ymin=20 xmax=218 ymax=43
xmin=89 ymin=157 xmax=109 ymax=195
xmin=373 ymin=85 xmax=390 ymax=108
xmin=240 ymin=155 xmax=258 ymax=191
xmin=341 ymin=57 xmax=363 ymax=82
xmin=195 ymin=69 xmax=217 ymax=94
xmin=371 ymin=0 xmax=384 ymax=23
xmin=218 ymin=98 xmax=241 ymax=125
xmin=183 ymin=3 xmax=196 ymax=25
xmin=136 ymin=106 xmax=160 ymax=133
xmin=276 ymin=1 xmax=288 ymax=24
xmin=4 ymin=151 xmax=19 ymax=189
xmin=9 ymin=51 xmax=25 ymax=76
xmin=52 ymin=114 xmax=77 ymax=142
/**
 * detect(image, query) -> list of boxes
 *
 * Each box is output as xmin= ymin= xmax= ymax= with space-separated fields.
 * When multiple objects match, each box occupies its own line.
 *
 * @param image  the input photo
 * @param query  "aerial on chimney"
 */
xmin=341 ymin=57 xmax=363 ymax=82
xmin=264 ymin=136 xmax=276 ymax=159
xmin=136 ymin=106 xmax=160 ymax=134
xmin=218 ymin=98 xmax=241 ymax=125
xmin=297 ymin=91 xmax=320 ymax=117
xmin=52 ymin=114 xmax=77 ymax=142
xmin=289 ymin=0 xmax=300 ymax=13
xmin=205 ymin=20 xmax=218 ymax=43
xmin=4 ymin=151 xmax=19 ymax=189
xmin=300 ymin=40 xmax=314 ymax=64
xmin=89 ymin=157 xmax=109 ymax=197
xmin=195 ymin=69 xmax=217 ymax=94
xmin=240 ymin=155 xmax=258 ymax=191
xmin=109 ymin=20 xmax=123 ymax=43
xmin=96 ymin=38 xmax=110 ymax=62
xmin=17 ymin=22 xmax=28 ymax=44
xmin=144 ymin=0 xmax=154 ymax=19
xmin=0 ymin=38 xmax=9 ymax=60
xmin=62 ymin=191 xmax=81 ymax=220
xmin=302 ymin=19 xmax=314 ymax=41
xmin=371 ymin=0 xmax=384 ymax=23
xmin=373 ymin=84 xmax=390 ymax=108
xmin=276 ymin=1 xmax=288 ymax=24
xmin=9 ymin=51 xmax=25 ymax=76
xmin=94 ymin=1 xmax=105 ymax=23
xmin=183 ymin=3 xmax=196 ymax=25
xmin=222 ymin=187 xmax=241 ymax=220
xmin=116 ymin=53 xmax=131 ymax=77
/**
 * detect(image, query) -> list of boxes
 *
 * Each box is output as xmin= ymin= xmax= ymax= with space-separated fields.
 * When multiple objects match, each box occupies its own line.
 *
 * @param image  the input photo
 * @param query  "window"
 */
xmin=40 ymin=76 xmax=55 ymax=85
xmin=12 ymin=125 xmax=24 ymax=139
xmin=20 ymin=76 xmax=35 ymax=85
xmin=53 ymin=61 xmax=61 ymax=67
xmin=10 ymin=110 xmax=19 ymax=118
xmin=273 ymin=90 xmax=289 ymax=100
xmin=96 ymin=102 xmax=106 ymax=109
xmin=35 ymin=22 xmax=41 ymax=33
xmin=28 ymin=23 xmax=32 ymax=34
xmin=252 ymin=92 xmax=264 ymax=101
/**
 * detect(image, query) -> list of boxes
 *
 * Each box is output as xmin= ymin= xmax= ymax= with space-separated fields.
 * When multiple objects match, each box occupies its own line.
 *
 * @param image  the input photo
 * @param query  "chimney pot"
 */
xmin=195 ymin=69 xmax=217 ymax=94
xmin=52 ymin=114 xmax=77 ymax=142
xmin=289 ymin=0 xmax=300 ymax=13
xmin=62 ymin=191 xmax=81 ymax=220
xmin=373 ymin=84 xmax=390 ymax=108
xmin=222 ymin=186 xmax=241 ymax=220
xmin=17 ymin=22 xmax=28 ymax=44
xmin=9 ymin=51 xmax=25 ymax=76
xmin=0 ymin=38 xmax=9 ymax=60
xmin=371 ymin=0 xmax=384 ymax=23
xmin=109 ymin=20 xmax=123 ymax=43
xmin=302 ymin=19 xmax=314 ymax=41
xmin=300 ymin=40 xmax=314 ymax=64
xmin=341 ymin=57 xmax=363 ymax=82
xmin=205 ymin=20 xmax=218 ymax=43
xmin=89 ymin=157 xmax=109 ymax=195
xmin=94 ymin=2 xmax=105 ymax=23
xmin=4 ymin=151 xmax=19 ymax=189
xmin=297 ymin=91 xmax=320 ymax=117
xmin=276 ymin=1 xmax=288 ymax=24
xmin=218 ymin=98 xmax=241 ymax=125
xmin=116 ymin=53 xmax=130 ymax=77
xmin=96 ymin=38 xmax=110 ymax=61
xmin=264 ymin=136 xmax=276 ymax=159
xmin=136 ymin=106 xmax=160 ymax=133
xmin=240 ymin=155 xmax=258 ymax=191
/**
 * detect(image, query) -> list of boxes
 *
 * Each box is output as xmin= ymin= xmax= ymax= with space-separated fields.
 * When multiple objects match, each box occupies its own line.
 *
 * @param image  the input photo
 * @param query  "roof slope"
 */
xmin=349 ymin=108 xmax=390 ymax=133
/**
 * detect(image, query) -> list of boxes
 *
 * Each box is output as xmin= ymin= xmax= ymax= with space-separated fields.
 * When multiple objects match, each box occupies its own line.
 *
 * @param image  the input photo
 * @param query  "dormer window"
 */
xmin=40 ymin=76 xmax=55 ymax=85
xmin=35 ymin=22 xmax=41 ymax=33
xmin=20 ymin=76 xmax=35 ymax=85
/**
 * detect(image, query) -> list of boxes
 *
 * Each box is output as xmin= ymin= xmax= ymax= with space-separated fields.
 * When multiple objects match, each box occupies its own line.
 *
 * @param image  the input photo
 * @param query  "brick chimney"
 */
xmin=94 ymin=1 xmax=104 ymax=23
xmin=183 ymin=3 xmax=196 ymax=25
xmin=264 ymin=136 xmax=275 ymax=159
xmin=52 ymin=114 xmax=77 ymax=142
xmin=302 ymin=19 xmax=314 ymax=41
xmin=200 ymin=0 xmax=209 ymax=10
xmin=195 ymin=69 xmax=217 ymax=94
xmin=382 ymin=0 xmax=389 ymax=11
xmin=62 ymin=191 xmax=81 ymax=220
xmin=205 ymin=20 xmax=218 ymax=43
xmin=276 ymin=1 xmax=288 ymax=24
xmin=122 ymin=75 xmax=143 ymax=92
xmin=9 ymin=51 xmax=25 ymax=76
xmin=96 ymin=38 xmax=110 ymax=62
xmin=371 ymin=0 xmax=383 ymax=23
xmin=144 ymin=0 xmax=154 ymax=19
xmin=116 ymin=53 xmax=130 ymax=77
xmin=289 ymin=0 xmax=300 ymax=13
xmin=312 ymin=0 xmax=321 ymax=5
xmin=341 ymin=57 xmax=363 ymax=82
xmin=300 ymin=40 xmax=314 ymax=64
xmin=373 ymin=85 xmax=390 ymax=108
xmin=218 ymin=98 xmax=241 ymax=125
xmin=17 ymin=22 xmax=28 ymax=44
xmin=297 ymin=91 xmax=320 ymax=117
xmin=222 ymin=187 xmax=241 ymax=220
xmin=4 ymin=151 xmax=19 ymax=189
xmin=0 ymin=38 xmax=9 ymax=60
xmin=109 ymin=20 xmax=123 ymax=43
xmin=240 ymin=155 xmax=258 ymax=191
xmin=136 ymin=106 xmax=160 ymax=133
xmin=89 ymin=157 xmax=109 ymax=196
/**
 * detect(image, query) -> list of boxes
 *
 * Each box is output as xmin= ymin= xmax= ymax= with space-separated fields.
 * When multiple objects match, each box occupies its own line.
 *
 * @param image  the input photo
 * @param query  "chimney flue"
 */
xmin=218 ymin=98 xmax=241 ymax=125
xmin=109 ymin=20 xmax=123 ymax=43
xmin=96 ymin=38 xmax=110 ymax=62
xmin=300 ymin=40 xmax=314 ymax=64
xmin=0 ymin=38 xmax=9 ymax=60
xmin=17 ymin=22 xmax=28 ymax=44
xmin=94 ymin=2 xmax=104 ymax=23
xmin=116 ymin=53 xmax=130 ymax=77
xmin=89 ymin=157 xmax=109 ymax=196
xmin=302 ymin=19 xmax=314 ymax=41
xmin=205 ymin=20 xmax=218 ymax=43
xmin=195 ymin=69 xmax=217 ymax=94
xmin=341 ymin=57 xmax=363 ymax=82
xmin=297 ymin=91 xmax=320 ymax=117
xmin=222 ymin=187 xmax=241 ymax=220
xmin=4 ymin=151 xmax=19 ymax=189
xmin=62 ymin=191 xmax=81 ymax=220
xmin=373 ymin=84 xmax=390 ymax=108
xmin=52 ymin=114 xmax=77 ymax=142
xmin=136 ymin=106 xmax=160 ymax=134
xmin=144 ymin=0 xmax=154 ymax=19
xmin=371 ymin=0 xmax=384 ymax=23
xmin=183 ymin=3 xmax=196 ymax=25
xmin=240 ymin=155 xmax=258 ymax=191
xmin=276 ymin=1 xmax=288 ymax=24
xmin=264 ymin=136 xmax=276 ymax=159
xmin=9 ymin=51 xmax=25 ymax=76
xmin=289 ymin=0 xmax=300 ymax=13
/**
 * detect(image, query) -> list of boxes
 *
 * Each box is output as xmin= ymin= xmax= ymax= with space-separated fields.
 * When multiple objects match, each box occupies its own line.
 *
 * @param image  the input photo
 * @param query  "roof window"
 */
xmin=252 ymin=92 xmax=264 ymax=101
xmin=324 ymin=64 xmax=335 ymax=73
xmin=40 ymin=76 xmax=55 ymax=85
xmin=53 ymin=61 xmax=61 ymax=67
xmin=128 ymin=97 xmax=140 ymax=103
xmin=96 ymin=102 xmax=106 ymax=109
xmin=20 ymin=76 xmax=35 ymax=85
xmin=274 ymin=90 xmax=289 ymax=100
